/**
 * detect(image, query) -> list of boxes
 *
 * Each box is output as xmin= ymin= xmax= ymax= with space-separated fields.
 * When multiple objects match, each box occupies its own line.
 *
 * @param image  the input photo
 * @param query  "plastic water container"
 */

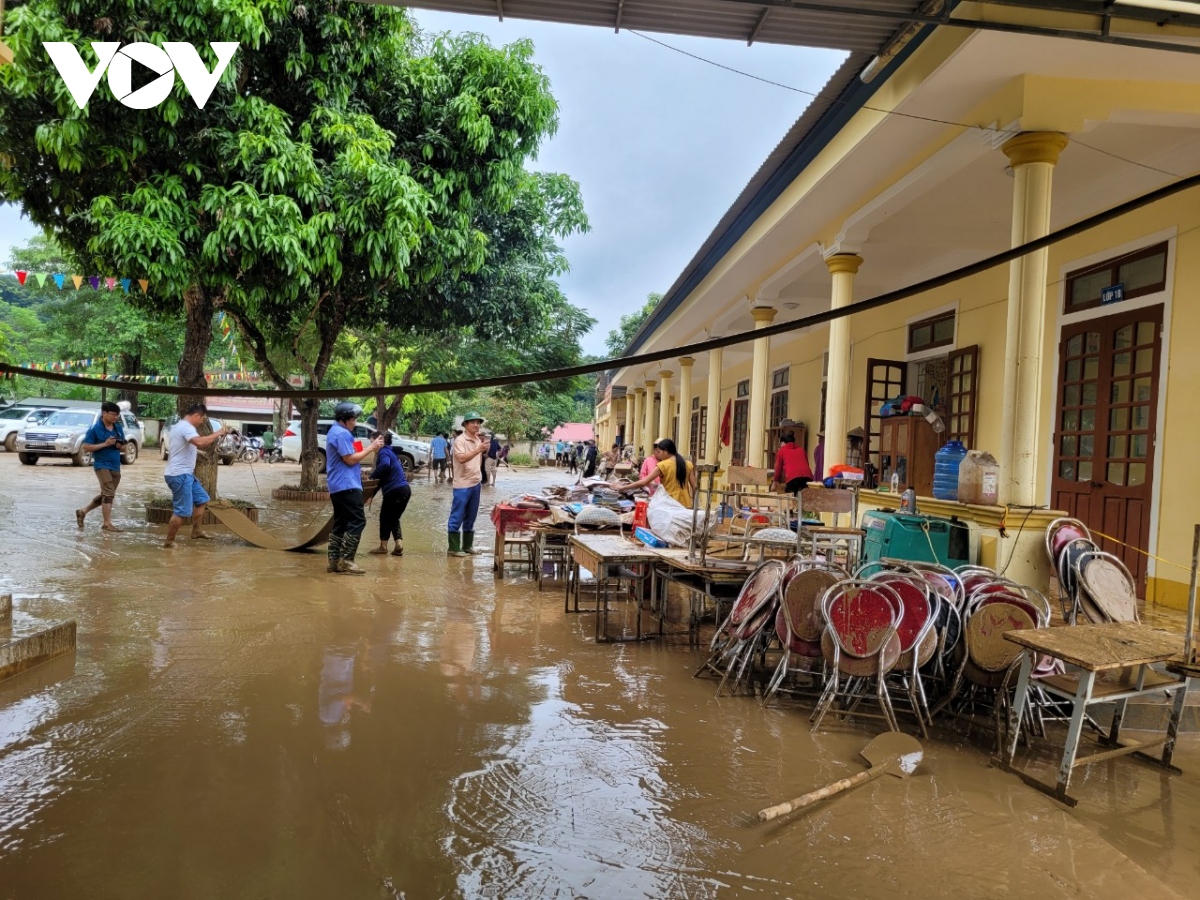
xmin=957 ymin=450 xmax=1000 ymax=505
xmin=932 ymin=440 xmax=967 ymax=500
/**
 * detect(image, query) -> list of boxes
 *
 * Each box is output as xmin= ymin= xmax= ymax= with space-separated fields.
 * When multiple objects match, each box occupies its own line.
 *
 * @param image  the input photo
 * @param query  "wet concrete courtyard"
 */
xmin=0 ymin=451 xmax=1197 ymax=898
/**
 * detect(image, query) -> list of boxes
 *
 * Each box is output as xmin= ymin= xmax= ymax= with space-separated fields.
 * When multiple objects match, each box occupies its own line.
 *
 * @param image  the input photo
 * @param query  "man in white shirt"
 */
xmin=162 ymin=403 xmax=228 ymax=548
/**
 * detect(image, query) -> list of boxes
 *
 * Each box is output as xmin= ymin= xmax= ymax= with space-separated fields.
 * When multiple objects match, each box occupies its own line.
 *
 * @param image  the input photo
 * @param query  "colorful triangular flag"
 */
xmin=72 ymin=275 xmax=83 ymax=290
xmin=34 ymin=273 xmax=47 ymax=288
xmin=120 ymin=278 xmax=131 ymax=293
xmin=138 ymin=279 xmax=149 ymax=294
xmin=88 ymin=276 xmax=100 ymax=290
xmin=53 ymin=274 xmax=65 ymax=289
xmin=104 ymin=277 xmax=116 ymax=290
xmin=16 ymin=271 xmax=27 ymax=285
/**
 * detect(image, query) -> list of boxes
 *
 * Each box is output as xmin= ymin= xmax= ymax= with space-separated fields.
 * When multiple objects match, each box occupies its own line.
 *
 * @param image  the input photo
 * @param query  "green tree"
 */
xmin=605 ymin=292 xmax=662 ymax=358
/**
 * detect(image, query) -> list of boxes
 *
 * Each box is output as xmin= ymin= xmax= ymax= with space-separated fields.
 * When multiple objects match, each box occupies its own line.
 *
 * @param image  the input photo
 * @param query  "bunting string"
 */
xmin=0 ymin=271 xmax=150 ymax=293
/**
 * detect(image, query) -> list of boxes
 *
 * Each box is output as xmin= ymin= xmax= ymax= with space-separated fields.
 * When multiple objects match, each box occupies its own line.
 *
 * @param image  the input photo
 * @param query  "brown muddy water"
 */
xmin=0 ymin=452 xmax=1196 ymax=899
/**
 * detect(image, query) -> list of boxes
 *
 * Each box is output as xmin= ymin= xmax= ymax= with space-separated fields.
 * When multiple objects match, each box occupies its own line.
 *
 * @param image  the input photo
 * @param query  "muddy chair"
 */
xmin=811 ymin=580 xmax=904 ymax=733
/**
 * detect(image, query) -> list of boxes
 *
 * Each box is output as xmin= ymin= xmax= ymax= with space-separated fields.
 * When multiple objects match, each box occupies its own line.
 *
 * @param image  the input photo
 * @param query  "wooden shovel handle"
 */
xmin=757 ymin=765 xmax=888 ymax=822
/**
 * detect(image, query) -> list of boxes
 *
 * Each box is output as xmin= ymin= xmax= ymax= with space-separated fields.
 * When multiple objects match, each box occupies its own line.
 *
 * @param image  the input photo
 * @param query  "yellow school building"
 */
xmin=594 ymin=8 xmax=1200 ymax=608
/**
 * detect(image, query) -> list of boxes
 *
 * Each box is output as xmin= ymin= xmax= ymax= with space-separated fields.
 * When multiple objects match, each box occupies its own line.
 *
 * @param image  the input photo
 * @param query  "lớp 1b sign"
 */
xmin=42 ymin=42 xmax=240 ymax=110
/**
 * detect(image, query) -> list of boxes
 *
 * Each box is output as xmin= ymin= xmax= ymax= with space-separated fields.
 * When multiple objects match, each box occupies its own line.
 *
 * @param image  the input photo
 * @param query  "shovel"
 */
xmin=757 ymin=732 xmax=923 ymax=822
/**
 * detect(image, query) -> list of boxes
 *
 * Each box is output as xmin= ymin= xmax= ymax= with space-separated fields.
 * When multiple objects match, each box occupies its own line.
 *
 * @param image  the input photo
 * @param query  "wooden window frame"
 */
xmin=946 ymin=345 xmax=979 ymax=447
xmin=907 ymin=311 xmax=956 ymax=354
xmin=771 ymin=366 xmax=789 ymax=390
xmin=769 ymin=389 xmax=789 ymax=429
xmin=736 ymin=379 xmax=750 ymax=399
xmin=689 ymin=406 xmax=707 ymax=460
xmin=1064 ymin=241 xmax=1167 ymax=314
xmin=732 ymin=398 xmax=749 ymax=465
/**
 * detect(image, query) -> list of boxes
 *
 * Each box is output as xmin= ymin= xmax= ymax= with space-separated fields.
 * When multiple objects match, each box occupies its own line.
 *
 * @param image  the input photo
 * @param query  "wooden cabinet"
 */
xmin=879 ymin=416 xmax=944 ymax=496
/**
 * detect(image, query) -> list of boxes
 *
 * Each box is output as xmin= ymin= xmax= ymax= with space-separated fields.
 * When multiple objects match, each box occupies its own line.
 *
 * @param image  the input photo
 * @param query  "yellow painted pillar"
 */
xmin=632 ymin=388 xmax=646 ymax=455
xmin=986 ymin=132 xmax=1070 ymax=593
xmin=747 ymin=307 xmax=777 ymax=468
xmin=823 ymin=255 xmax=862 ymax=470
xmin=622 ymin=396 xmax=633 ymax=449
xmin=1000 ymin=132 xmax=1069 ymax=507
xmin=677 ymin=358 xmax=694 ymax=457
xmin=644 ymin=380 xmax=658 ymax=448
xmin=657 ymin=370 xmax=673 ymax=447
xmin=705 ymin=347 xmax=724 ymax=466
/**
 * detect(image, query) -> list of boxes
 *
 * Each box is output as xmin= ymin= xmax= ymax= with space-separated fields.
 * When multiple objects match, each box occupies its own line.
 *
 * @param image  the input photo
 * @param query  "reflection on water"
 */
xmin=447 ymin=667 xmax=727 ymax=899
xmin=0 ymin=460 xmax=1197 ymax=898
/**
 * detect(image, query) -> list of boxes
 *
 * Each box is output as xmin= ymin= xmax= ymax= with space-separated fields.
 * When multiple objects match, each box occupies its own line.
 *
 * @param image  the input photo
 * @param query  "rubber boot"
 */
xmin=327 ymin=534 xmax=343 ymax=573
xmin=463 ymin=531 xmax=483 ymax=555
xmin=448 ymin=532 xmax=467 ymax=557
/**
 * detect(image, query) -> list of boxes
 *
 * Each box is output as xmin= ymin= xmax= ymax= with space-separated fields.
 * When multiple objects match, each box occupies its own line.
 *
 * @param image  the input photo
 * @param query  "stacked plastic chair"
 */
xmin=695 ymin=559 xmax=786 ymax=697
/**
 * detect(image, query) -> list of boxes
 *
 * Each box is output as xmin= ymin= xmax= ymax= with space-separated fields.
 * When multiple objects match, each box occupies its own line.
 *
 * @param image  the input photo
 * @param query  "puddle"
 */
xmin=0 ymin=454 xmax=1196 ymax=897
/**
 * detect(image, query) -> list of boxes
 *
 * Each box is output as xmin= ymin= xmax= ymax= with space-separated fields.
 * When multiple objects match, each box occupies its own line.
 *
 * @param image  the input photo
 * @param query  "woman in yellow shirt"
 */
xmin=616 ymin=438 xmax=697 ymax=508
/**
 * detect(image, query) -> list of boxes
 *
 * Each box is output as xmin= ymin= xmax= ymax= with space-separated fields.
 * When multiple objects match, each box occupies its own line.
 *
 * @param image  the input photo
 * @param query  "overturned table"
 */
xmin=1001 ymin=622 xmax=1191 ymax=806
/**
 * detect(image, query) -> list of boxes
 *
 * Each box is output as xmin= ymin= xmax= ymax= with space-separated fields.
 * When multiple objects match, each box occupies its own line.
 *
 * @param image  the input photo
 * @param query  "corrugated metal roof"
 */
xmin=390 ymin=1 xmax=926 ymax=53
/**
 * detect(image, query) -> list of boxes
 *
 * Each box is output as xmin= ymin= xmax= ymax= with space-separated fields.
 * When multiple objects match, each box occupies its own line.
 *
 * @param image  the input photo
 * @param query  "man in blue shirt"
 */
xmin=429 ymin=432 xmax=449 ymax=482
xmin=76 ymin=401 xmax=126 ymax=532
xmin=326 ymin=403 xmax=384 ymax=575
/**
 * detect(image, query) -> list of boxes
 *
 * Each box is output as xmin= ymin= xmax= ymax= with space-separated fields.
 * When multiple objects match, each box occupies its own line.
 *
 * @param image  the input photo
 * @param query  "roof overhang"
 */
xmin=611 ymin=22 xmax=1200 ymax=387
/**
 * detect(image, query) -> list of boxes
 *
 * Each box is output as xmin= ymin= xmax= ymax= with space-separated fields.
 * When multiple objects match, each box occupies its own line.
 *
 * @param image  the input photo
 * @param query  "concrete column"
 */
xmin=747 ymin=307 xmax=777 ymax=468
xmin=622 ymin=396 xmax=633 ymax=448
xmin=644 ymin=380 xmax=657 ymax=449
xmin=999 ymin=132 xmax=1068 ymax=508
xmin=676 ymin=358 xmax=694 ymax=457
xmin=632 ymin=389 xmax=645 ymax=455
xmin=823 ymin=255 xmax=862 ymax=470
xmin=657 ymin=370 xmax=673 ymax=447
xmin=705 ymin=347 xmax=723 ymax=465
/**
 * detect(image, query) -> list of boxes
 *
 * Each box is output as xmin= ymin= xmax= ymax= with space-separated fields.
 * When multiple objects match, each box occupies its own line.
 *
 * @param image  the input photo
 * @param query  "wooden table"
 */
xmin=1001 ymin=622 xmax=1191 ymax=806
xmin=567 ymin=534 xmax=659 ymax=642
xmin=644 ymin=548 xmax=754 ymax=641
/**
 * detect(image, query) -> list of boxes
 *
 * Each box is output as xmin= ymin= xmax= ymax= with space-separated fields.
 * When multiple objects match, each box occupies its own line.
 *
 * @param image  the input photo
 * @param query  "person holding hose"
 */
xmin=367 ymin=430 xmax=411 ymax=557
xmin=326 ymin=402 xmax=384 ymax=575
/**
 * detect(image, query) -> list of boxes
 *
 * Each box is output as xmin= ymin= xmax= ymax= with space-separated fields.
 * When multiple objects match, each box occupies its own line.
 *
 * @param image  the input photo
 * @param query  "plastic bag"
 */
xmin=645 ymin=489 xmax=709 ymax=547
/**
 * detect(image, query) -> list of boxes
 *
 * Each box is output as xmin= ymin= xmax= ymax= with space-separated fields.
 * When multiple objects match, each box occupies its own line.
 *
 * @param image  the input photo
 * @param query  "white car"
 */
xmin=281 ymin=420 xmax=430 ymax=472
xmin=0 ymin=406 xmax=58 ymax=452
xmin=159 ymin=417 xmax=239 ymax=465
xmin=16 ymin=407 xmax=145 ymax=466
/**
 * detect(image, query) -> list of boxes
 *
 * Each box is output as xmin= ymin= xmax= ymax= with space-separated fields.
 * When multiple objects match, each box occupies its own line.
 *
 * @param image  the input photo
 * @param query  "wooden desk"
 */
xmin=643 ymin=548 xmax=753 ymax=641
xmin=567 ymin=534 xmax=659 ymax=642
xmin=1001 ymin=623 xmax=1191 ymax=806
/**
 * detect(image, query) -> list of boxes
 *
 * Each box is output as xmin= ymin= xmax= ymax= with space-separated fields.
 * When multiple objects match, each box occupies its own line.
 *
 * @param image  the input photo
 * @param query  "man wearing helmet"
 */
xmin=447 ymin=411 xmax=489 ymax=557
xmin=326 ymin=402 xmax=384 ymax=575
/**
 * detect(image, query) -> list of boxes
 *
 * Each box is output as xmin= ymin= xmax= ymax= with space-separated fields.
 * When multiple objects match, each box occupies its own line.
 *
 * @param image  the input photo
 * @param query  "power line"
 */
xmin=5 ymin=171 xmax=1197 ymax=399
xmin=627 ymin=29 xmax=1185 ymax=179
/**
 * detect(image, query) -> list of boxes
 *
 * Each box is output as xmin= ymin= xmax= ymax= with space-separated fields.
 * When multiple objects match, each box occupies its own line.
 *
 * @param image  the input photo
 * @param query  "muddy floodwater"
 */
xmin=0 ymin=452 xmax=1197 ymax=898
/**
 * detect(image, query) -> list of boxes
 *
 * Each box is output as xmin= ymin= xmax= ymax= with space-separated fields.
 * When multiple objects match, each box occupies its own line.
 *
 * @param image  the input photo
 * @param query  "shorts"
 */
xmin=94 ymin=468 xmax=122 ymax=502
xmin=433 ymin=458 xmax=447 ymax=473
xmin=164 ymin=473 xmax=210 ymax=518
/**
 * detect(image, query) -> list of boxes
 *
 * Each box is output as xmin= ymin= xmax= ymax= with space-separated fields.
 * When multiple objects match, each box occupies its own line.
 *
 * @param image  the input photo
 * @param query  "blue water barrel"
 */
xmin=932 ymin=440 xmax=967 ymax=500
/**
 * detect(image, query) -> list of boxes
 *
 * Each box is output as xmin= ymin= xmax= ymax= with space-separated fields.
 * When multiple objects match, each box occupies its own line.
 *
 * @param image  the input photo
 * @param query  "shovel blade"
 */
xmin=860 ymin=732 xmax=923 ymax=776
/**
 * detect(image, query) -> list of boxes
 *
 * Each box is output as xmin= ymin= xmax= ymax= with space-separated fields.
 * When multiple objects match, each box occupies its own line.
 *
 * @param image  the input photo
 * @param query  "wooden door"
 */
xmin=864 ymin=358 xmax=907 ymax=471
xmin=1052 ymin=306 xmax=1162 ymax=590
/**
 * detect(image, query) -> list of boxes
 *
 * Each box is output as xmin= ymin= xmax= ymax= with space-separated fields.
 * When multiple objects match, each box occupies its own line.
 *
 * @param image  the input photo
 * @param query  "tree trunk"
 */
xmin=116 ymin=351 xmax=141 ymax=411
xmin=178 ymin=284 xmax=218 ymax=498
xmin=299 ymin=398 xmax=323 ymax=491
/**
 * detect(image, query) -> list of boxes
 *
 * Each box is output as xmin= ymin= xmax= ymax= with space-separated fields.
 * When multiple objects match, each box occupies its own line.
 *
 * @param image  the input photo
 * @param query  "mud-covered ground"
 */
xmin=0 ymin=450 xmax=1196 ymax=898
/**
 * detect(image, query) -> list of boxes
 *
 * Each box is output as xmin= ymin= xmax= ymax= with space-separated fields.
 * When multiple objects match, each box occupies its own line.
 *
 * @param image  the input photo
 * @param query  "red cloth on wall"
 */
xmin=719 ymin=399 xmax=732 ymax=446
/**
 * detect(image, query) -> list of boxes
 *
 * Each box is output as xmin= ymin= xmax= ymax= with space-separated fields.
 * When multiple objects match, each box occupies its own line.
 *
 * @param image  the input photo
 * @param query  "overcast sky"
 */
xmin=0 ymin=14 xmax=845 ymax=356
